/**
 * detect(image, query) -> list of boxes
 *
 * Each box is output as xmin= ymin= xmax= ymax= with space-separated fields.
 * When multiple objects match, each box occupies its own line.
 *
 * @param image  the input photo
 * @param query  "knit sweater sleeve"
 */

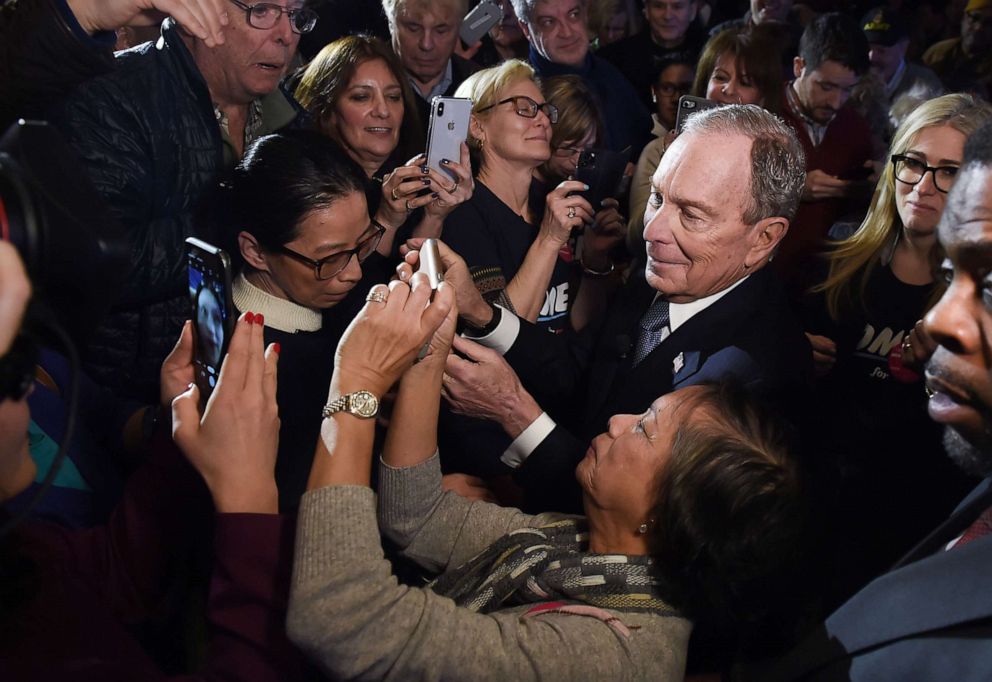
xmin=287 ymin=485 xmax=691 ymax=682
xmin=376 ymin=453 xmax=564 ymax=572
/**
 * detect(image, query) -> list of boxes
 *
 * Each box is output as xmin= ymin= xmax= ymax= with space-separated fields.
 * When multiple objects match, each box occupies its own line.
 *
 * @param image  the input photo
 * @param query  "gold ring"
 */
xmin=366 ymin=290 xmax=388 ymax=304
xmin=391 ymin=187 xmax=400 ymax=201
xmin=405 ymin=199 xmax=413 ymax=212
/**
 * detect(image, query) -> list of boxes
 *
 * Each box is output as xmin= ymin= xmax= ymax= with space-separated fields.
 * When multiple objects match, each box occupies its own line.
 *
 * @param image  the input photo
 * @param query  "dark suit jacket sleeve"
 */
xmin=503 ymin=313 xmax=602 ymax=400
xmin=513 ymin=424 xmax=586 ymax=513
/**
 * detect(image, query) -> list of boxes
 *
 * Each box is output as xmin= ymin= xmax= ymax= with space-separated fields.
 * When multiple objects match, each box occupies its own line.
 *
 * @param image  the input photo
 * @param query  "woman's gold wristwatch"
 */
xmin=322 ymin=390 xmax=380 ymax=419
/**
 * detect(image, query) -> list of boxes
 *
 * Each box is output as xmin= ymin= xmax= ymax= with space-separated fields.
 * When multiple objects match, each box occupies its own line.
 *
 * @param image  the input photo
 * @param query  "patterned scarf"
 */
xmin=429 ymin=518 xmax=677 ymax=615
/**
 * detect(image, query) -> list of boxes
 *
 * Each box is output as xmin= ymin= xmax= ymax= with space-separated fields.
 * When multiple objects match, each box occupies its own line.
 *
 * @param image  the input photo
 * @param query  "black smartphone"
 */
xmin=186 ymin=237 xmax=235 ymax=402
xmin=574 ymin=147 xmax=630 ymax=211
xmin=675 ymin=95 xmax=719 ymax=134
xmin=426 ymin=96 xmax=472 ymax=182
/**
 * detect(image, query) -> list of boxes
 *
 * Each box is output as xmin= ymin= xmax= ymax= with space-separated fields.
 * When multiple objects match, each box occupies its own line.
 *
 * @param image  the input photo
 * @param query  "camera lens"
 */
xmin=437 ymin=101 xmax=445 ymax=117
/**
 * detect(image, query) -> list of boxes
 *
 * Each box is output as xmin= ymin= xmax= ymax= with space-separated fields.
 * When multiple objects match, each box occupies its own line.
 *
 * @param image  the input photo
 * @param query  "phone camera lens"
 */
xmin=437 ymin=102 xmax=445 ymax=116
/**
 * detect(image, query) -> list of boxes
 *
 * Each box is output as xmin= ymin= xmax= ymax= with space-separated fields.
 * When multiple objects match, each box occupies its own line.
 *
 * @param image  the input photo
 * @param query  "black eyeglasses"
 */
xmin=0 ymin=334 xmax=37 ymax=403
xmin=275 ymin=221 xmax=385 ymax=280
xmin=891 ymin=154 xmax=959 ymax=194
xmin=477 ymin=96 xmax=559 ymax=124
xmin=656 ymin=82 xmax=692 ymax=97
xmin=228 ymin=0 xmax=318 ymax=34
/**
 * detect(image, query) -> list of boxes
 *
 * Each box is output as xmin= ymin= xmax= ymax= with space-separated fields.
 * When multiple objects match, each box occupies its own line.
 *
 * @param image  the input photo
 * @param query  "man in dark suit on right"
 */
xmin=752 ymin=120 xmax=992 ymax=681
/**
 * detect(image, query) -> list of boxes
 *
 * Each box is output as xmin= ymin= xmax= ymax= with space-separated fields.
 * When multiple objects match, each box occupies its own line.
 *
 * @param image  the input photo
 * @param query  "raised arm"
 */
xmin=503 ymin=180 xmax=592 ymax=321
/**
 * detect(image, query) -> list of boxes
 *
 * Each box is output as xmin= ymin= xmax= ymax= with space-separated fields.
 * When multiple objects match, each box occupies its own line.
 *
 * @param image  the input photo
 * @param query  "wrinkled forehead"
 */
xmin=939 ymin=165 xmax=992 ymax=258
xmin=655 ymin=130 xmax=751 ymax=185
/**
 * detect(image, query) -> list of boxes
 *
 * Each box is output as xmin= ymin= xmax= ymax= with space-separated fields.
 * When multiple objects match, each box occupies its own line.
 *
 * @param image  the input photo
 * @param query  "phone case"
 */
xmin=675 ymin=95 xmax=720 ymax=134
xmin=575 ymin=148 xmax=630 ymax=210
xmin=426 ymin=97 xmax=473 ymax=180
xmin=185 ymin=237 xmax=235 ymax=401
xmin=460 ymin=0 xmax=502 ymax=45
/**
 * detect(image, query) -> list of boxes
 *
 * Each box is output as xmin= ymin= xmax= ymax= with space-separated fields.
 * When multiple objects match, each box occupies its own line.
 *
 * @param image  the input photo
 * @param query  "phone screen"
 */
xmin=187 ymin=240 xmax=234 ymax=400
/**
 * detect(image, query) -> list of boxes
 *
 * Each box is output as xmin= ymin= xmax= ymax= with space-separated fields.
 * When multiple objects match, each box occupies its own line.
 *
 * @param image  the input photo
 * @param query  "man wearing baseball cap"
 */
xmin=862 ymin=6 xmax=942 ymax=105
xmin=923 ymin=0 xmax=992 ymax=95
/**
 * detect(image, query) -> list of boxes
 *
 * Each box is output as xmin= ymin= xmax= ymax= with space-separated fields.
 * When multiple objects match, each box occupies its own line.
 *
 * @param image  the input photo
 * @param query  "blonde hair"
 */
xmin=816 ymin=93 xmax=992 ymax=320
xmin=454 ymin=59 xmax=540 ymax=169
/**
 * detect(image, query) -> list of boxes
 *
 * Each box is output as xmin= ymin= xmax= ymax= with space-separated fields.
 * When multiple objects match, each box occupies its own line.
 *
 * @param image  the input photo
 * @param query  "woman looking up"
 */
xmin=295 ymin=35 xmax=473 ymax=257
xmin=285 ymin=260 xmax=805 ymax=680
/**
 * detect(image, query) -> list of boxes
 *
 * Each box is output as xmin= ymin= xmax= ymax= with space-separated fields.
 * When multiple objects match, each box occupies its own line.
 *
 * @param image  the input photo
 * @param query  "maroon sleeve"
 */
xmin=184 ymin=513 xmax=306 ymax=682
xmin=29 ymin=431 xmax=213 ymax=622
xmin=25 ymin=430 xmax=306 ymax=681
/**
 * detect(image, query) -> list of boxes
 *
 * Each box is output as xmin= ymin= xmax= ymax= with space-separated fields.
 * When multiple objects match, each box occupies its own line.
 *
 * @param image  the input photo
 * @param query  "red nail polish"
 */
xmin=272 ymin=342 xmax=281 ymax=354
xmin=245 ymin=311 xmax=255 ymax=324
xmin=255 ymin=313 xmax=264 ymax=326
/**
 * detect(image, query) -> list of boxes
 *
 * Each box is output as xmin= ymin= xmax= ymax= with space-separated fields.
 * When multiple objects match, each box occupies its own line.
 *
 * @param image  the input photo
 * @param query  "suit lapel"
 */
xmin=589 ymin=272 xmax=768 ymax=423
xmin=897 ymin=478 xmax=992 ymax=564
xmin=760 ymin=479 xmax=992 ymax=680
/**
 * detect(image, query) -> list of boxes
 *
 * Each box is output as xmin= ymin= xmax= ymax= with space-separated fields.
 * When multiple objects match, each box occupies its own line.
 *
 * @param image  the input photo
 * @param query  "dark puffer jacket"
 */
xmin=55 ymin=18 xmax=302 ymax=401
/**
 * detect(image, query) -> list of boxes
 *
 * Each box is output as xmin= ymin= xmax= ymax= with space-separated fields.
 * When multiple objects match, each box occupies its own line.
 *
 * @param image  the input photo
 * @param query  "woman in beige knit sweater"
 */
xmin=286 ymin=258 xmax=804 ymax=681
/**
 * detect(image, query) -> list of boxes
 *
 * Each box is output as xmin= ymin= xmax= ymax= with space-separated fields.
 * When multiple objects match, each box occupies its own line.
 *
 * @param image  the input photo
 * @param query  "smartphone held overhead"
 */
xmin=460 ymin=0 xmax=502 ymax=46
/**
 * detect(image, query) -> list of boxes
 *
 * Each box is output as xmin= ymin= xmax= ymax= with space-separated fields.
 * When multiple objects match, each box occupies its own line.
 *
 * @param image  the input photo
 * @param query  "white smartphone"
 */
xmin=416 ymin=239 xmax=444 ymax=360
xmin=460 ymin=0 xmax=502 ymax=45
xmin=425 ymin=96 xmax=472 ymax=182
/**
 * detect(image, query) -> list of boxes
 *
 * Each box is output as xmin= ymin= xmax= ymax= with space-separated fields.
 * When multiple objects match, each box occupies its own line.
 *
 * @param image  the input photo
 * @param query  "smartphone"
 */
xmin=675 ymin=95 xmax=720 ymax=134
xmin=574 ymin=147 xmax=630 ymax=211
xmin=417 ymin=238 xmax=444 ymax=291
xmin=416 ymin=239 xmax=444 ymax=360
xmin=426 ymin=96 xmax=472 ymax=182
xmin=460 ymin=0 xmax=502 ymax=45
xmin=186 ymin=237 xmax=235 ymax=402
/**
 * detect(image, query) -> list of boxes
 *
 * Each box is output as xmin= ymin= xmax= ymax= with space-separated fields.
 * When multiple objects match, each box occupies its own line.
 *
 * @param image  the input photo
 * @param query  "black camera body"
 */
xmin=0 ymin=119 xmax=127 ymax=347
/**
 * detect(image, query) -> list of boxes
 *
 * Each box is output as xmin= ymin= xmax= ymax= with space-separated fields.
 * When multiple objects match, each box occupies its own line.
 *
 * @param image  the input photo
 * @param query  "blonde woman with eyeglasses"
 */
xmin=441 ymin=60 xmax=623 ymax=336
xmin=803 ymin=93 xmax=992 ymax=603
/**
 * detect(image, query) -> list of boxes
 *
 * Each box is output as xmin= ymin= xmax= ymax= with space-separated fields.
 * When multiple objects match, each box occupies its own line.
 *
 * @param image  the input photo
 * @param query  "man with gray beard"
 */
xmin=753 ymin=119 xmax=992 ymax=681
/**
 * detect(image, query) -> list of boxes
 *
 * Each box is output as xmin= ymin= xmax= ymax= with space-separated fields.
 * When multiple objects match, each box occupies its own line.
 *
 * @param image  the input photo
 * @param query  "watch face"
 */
xmin=352 ymin=391 xmax=379 ymax=418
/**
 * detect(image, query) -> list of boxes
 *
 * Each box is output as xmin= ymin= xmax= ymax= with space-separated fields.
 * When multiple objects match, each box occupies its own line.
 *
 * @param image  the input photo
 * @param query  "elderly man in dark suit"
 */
xmin=749 ymin=120 xmax=992 ymax=682
xmin=432 ymin=104 xmax=812 ymax=512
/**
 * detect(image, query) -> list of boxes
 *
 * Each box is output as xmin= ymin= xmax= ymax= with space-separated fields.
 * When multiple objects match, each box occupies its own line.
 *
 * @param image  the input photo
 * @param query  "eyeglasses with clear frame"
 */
xmin=891 ymin=154 xmax=959 ymax=194
xmin=227 ymin=0 xmax=318 ymax=34
xmin=275 ymin=221 xmax=385 ymax=280
xmin=477 ymin=96 xmax=559 ymax=124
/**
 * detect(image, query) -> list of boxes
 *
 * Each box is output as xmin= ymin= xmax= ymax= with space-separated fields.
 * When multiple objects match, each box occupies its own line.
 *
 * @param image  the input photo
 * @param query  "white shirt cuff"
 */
xmin=463 ymin=304 xmax=519 ymax=355
xmin=500 ymin=412 xmax=556 ymax=469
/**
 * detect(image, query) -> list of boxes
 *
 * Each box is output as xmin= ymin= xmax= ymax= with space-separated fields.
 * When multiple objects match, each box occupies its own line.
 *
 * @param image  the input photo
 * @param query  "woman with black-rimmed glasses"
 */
xmin=216 ymin=129 xmax=392 ymax=510
xmin=802 ymin=93 xmax=992 ymax=604
xmin=435 ymin=61 xmax=624 ymax=493
xmin=443 ymin=60 xmax=622 ymax=334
